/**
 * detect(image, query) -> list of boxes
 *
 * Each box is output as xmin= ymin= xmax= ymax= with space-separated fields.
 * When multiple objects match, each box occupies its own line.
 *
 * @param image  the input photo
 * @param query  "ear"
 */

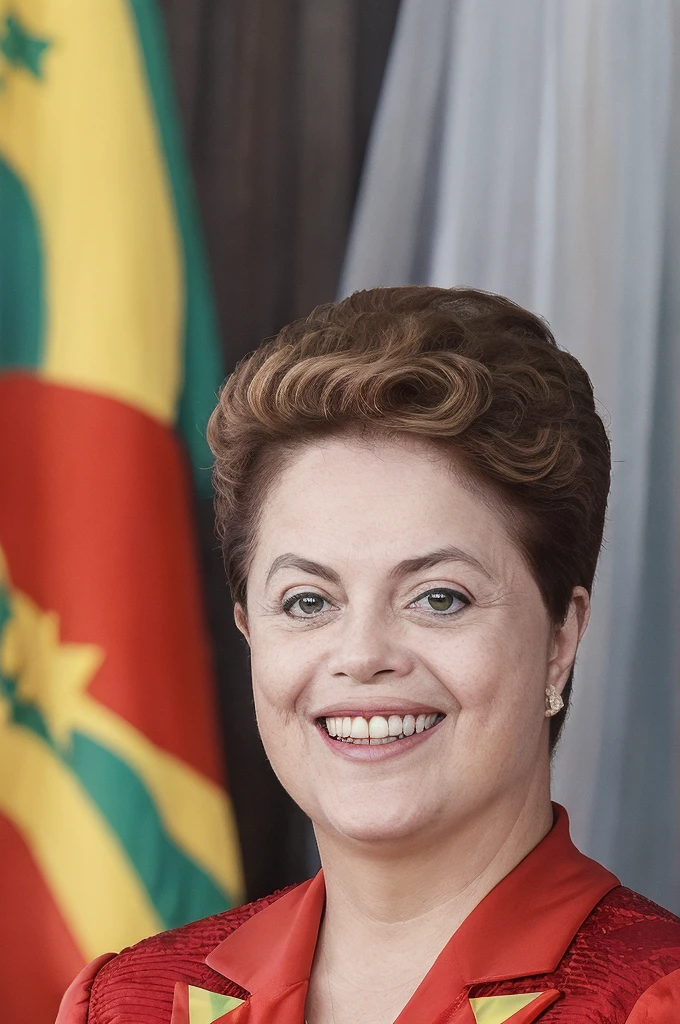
xmin=547 ymin=586 xmax=590 ymax=693
xmin=234 ymin=602 xmax=251 ymax=645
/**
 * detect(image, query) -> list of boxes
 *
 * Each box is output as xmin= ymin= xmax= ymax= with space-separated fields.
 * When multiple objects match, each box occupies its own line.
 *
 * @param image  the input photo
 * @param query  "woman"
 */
xmin=58 ymin=287 xmax=680 ymax=1024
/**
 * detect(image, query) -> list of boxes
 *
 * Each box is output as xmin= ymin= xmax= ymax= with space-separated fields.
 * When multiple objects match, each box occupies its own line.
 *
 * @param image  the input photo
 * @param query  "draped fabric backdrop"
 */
xmin=158 ymin=0 xmax=402 ymax=899
xmin=341 ymin=0 xmax=680 ymax=910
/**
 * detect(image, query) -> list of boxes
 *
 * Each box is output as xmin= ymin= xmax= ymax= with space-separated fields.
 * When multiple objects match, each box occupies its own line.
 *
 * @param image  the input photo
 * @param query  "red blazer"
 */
xmin=57 ymin=807 xmax=680 ymax=1023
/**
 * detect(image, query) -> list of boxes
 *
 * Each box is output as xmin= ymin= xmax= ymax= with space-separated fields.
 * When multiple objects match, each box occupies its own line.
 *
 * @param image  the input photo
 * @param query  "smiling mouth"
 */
xmin=318 ymin=712 xmax=445 ymax=745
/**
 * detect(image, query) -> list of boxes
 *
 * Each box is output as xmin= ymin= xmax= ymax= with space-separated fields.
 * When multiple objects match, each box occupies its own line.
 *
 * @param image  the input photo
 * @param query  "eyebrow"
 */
xmin=265 ymin=545 xmax=492 ymax=587
xmin=388 ymin=545 xmax=493 ymax=581
xmin=266 ymin=554 xmax=342 ymax=587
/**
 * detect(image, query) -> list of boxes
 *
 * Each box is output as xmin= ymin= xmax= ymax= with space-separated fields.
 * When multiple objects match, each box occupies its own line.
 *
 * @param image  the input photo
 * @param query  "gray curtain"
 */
xmin=158 ymin=0 xmax=402 ymax=900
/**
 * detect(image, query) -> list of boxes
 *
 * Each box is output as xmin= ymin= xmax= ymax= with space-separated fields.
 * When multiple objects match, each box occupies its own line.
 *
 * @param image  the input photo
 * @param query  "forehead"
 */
xmin=251 ymin=436 xmax=524 ymax=581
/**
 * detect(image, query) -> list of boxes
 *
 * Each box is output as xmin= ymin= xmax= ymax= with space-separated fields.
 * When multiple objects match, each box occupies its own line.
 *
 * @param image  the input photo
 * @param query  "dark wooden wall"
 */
xmin=158 ymin=0 xmax=402 ymax=900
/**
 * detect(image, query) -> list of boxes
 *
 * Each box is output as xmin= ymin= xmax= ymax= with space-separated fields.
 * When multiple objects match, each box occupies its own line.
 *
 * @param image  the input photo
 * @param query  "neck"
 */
xmin=307 ymin=779 xmax=553 ymax=1024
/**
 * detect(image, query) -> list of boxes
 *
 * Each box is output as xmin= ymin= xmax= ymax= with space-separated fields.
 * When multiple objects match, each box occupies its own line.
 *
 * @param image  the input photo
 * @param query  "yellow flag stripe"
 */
xmin=0 ymin=721 xmax=162 ymax=958
xmin=70 ymin=696 xmax=244 ymax=902
xmin=469 ymin=992 xmax=543 ymax=1024
xmin=0 ymin=0 xmax=183 ymax=424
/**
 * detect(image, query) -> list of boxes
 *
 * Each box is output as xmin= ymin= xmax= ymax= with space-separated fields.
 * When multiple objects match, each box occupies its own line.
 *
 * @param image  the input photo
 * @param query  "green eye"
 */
xmin=411 ymin=589 xmax=469 ymax=614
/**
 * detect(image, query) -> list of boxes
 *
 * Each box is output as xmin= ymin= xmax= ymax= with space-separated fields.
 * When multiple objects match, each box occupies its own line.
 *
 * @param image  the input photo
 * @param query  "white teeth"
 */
xmin=388 ymin=715 xmax=403 ymax=737
xmin=350 ymin=717 xmax=369 ymax=739
xmin=403 ymin=714 xmax=416 ymax=736
xmin=324 ymin=712 xmax=442 ymax=743
xmin=368 ymin=715 xmax=389 ymax=739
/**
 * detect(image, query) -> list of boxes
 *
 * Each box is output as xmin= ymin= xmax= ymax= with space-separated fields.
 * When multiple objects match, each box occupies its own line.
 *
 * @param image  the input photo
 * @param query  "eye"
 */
xmin=282 ymin=591 xmax=332 ymax=617
xmin=410 ymin=588 xmax=469 ymax=614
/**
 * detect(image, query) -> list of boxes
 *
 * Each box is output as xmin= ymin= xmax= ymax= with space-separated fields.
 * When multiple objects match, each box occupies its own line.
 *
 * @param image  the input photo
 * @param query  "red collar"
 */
xmin=206 ymin=805 xmax=618 ymax=1021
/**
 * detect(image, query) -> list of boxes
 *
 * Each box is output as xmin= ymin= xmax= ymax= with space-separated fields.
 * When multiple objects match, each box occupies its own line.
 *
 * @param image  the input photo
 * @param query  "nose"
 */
xmin=326 ymin=611 xmax=414 ymax=684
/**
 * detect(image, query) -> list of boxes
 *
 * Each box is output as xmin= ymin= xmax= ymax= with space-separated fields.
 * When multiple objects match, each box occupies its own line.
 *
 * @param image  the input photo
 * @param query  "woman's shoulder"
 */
xmin=588 ymin=884 xmax=680 ymax=952
xmin=56 ymin=885 xmax=300 ymax=1024
xmin=553 ymin=884 xmax=680 ymax=1019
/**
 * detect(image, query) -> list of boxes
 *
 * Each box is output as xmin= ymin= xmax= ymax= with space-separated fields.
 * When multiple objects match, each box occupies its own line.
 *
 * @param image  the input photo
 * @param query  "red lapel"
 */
xmin=205 ymin=875 xmax=324 ymax=1023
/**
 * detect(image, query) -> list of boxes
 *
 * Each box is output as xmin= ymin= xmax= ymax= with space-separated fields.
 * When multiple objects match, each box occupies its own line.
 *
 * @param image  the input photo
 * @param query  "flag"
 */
xmin=0 ymin=1 xmax=243 ymax=1019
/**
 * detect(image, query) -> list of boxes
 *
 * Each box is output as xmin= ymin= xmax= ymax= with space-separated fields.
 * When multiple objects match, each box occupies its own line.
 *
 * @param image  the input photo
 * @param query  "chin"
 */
xmin=317 ymin=803 xmax=438 ymax=847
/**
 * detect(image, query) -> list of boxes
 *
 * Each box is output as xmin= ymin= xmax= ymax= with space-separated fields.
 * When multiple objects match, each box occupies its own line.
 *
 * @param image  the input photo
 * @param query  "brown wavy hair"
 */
xmin=207 ymin=286 xmax=610 ymax=748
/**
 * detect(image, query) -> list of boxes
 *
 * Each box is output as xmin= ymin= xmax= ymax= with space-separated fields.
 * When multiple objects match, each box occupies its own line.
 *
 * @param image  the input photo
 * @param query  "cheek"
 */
xmin=248 ymin=645 xmax=322 ymax=808
xmin=427 ymin=618 xmax=549 ymax=717
xmin=249 ymin=634 xmax=316 ymax=743
xmin=249 ymin=660 xmax=298 ymax=780
xmin=250 ymin=653 xmax=294 ymax=725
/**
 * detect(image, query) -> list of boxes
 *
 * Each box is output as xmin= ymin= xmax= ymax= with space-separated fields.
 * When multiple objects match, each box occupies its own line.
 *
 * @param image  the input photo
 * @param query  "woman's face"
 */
xmin=237 ymin=436 xmax=587 ymax=849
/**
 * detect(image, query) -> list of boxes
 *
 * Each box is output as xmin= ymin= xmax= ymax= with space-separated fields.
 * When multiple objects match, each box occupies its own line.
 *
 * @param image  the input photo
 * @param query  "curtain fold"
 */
xmin=341 ymin=0 xmax=680 ymax=910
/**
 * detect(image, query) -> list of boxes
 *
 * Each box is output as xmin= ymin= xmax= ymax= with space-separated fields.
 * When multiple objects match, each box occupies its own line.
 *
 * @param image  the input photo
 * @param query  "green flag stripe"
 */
xmin=70 ymin=733 xmax=230 ymax=927
xmin=127 ymin=0 xmax=223 ymax=496
xmin=0 ymin=156 xmax=45 ymax=368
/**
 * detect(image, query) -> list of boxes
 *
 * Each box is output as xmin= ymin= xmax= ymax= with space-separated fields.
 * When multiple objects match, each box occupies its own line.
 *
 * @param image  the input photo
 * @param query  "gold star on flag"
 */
xmin=0 ymin=588 xmax=103 ymax=750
